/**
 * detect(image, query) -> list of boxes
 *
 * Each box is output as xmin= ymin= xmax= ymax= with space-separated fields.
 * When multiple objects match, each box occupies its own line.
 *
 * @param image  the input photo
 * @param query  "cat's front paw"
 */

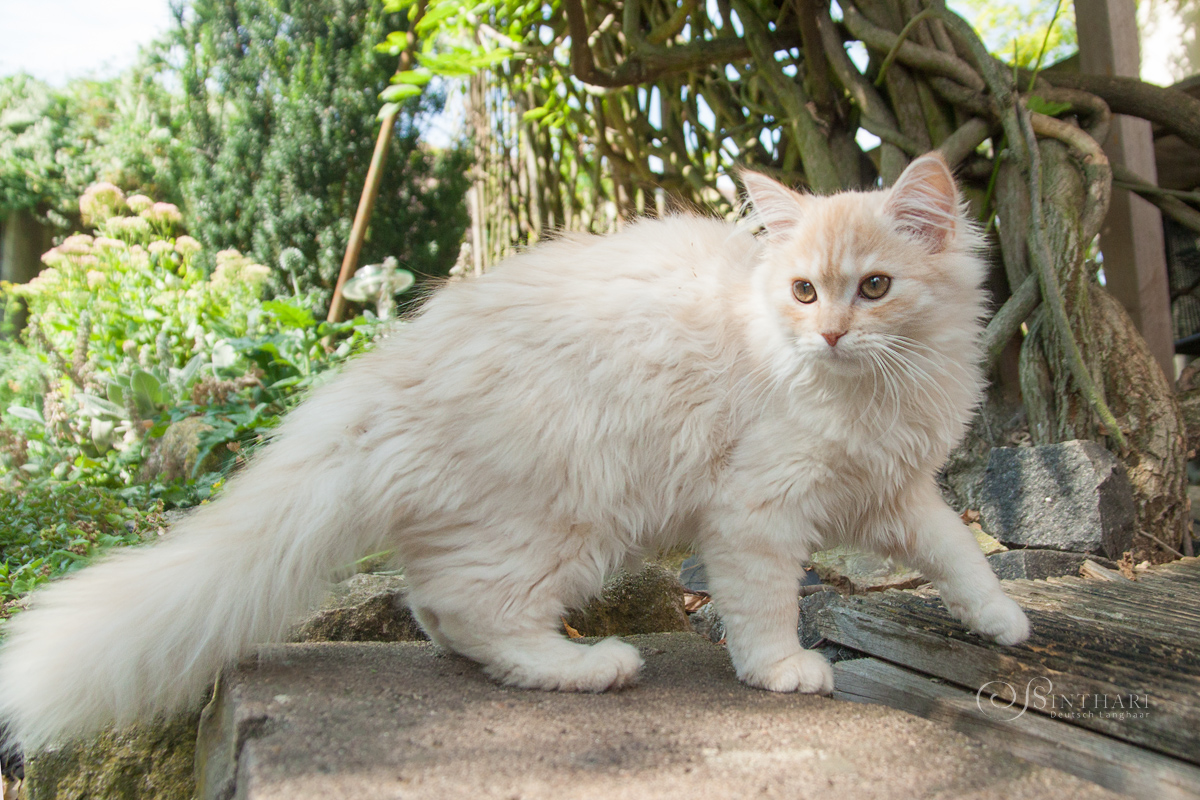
xmin=966 ymin=594 xmax=1030 ymax=646
xmin=740 ymin=650 xmax=833 ymax=695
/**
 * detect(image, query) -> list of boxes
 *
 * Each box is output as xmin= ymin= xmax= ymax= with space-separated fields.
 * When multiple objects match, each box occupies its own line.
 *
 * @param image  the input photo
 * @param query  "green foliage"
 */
xmin=0 ymin=482 xmax=154 ymax=620
xmin=0 ymin=65 xmax=183 ymax=229
xmin=0 ymin=181 xmax=397 ymax=613
xmin=173 ymin=0 xmax=471 ymax=306
xmin=0 ymin=181 xmax=392 ymax=585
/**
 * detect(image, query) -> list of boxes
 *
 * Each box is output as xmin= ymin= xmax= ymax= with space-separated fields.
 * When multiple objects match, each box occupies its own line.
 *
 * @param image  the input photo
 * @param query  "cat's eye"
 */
xmin=859 ymin=274 xmax=891 ymax=300
xmin=792 ymin=280 xmax=817 ymax=304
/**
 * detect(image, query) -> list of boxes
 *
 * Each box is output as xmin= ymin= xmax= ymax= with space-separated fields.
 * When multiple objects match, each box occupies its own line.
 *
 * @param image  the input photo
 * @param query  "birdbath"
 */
xmin=340 ymin=257 xmax=414 ymax=319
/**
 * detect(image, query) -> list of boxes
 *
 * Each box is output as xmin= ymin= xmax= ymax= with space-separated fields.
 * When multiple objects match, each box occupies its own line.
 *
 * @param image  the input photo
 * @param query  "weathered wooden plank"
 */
xmin=833 ymin=658 xmax=1200 ymax=800
xmin=1001 ymin=581 xmax=1200 ymax=651
xmin=816 ymin=589 xmax=1200 ymax=693
xmin=1145 ymin=557 xmax=1200 ymax=580
xmin=807 ymin=591 xmax=1200 ymax=762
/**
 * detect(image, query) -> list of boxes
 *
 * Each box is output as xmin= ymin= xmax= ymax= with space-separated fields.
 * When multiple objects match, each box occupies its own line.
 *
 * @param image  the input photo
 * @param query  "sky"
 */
xmin=0 ymin=0 xmax=176 ymax=85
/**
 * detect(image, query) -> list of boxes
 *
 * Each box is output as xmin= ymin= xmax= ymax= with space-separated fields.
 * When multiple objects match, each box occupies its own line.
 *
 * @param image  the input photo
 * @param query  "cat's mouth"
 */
xmin=803 ymin=341 xmax=860 ymax=372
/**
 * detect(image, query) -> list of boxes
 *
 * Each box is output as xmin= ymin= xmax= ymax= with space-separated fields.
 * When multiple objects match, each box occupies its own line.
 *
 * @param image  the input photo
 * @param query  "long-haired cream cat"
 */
xmin=0 ymin=153 xmax=1029 ymax=749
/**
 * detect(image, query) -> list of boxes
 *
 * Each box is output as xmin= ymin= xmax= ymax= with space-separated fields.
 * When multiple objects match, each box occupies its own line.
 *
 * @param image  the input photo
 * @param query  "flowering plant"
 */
xmin=1 ymin=183 xmax=384 ymax=496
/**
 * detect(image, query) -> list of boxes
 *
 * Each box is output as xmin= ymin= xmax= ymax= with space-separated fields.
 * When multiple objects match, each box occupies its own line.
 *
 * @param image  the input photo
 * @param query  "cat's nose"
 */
xmin=822 ymin=331 xmax=846 ymax=347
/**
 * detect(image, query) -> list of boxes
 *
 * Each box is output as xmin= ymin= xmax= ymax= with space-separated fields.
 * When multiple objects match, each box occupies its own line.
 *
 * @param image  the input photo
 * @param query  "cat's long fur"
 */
xmin=0 ymin=153 xmax=1029 ymax=749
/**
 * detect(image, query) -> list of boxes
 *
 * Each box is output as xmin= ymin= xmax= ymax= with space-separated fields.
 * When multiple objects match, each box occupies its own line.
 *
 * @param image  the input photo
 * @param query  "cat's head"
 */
xmin=740 ymin=153 xmax=987 ymax=376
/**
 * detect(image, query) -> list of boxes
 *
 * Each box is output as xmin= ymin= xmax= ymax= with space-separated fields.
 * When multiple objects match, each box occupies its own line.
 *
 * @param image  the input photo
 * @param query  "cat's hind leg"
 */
xmin=404 ymin=537 xmax=642 ymax=692
xmin=887 ymin=480 xmax=1030 ymax=645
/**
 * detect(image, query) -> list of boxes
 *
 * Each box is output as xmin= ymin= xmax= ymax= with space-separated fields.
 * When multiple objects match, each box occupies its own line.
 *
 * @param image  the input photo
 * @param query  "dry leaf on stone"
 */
xmin=562 ymin=618 xmax=583 ymax=639
xmin=682 ymin=590 xmax=711 ymax=613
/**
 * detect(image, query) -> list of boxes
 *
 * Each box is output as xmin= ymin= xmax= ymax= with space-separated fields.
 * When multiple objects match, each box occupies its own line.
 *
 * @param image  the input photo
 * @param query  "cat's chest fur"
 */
xmin=711 ymin=383 xmax=939 ymax=546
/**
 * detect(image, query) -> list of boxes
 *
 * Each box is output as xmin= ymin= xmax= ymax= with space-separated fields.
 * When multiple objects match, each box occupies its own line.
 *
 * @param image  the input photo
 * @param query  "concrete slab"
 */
xmin=197 ymin=633 xmax=1118 ymax=800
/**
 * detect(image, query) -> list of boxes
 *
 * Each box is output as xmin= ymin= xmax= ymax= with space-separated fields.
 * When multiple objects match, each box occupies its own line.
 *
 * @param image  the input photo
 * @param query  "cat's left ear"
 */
xmin=739 ymin=170 xmax=807 ymax=238
xmin=884 ymin=152 xmax=959 ymax=252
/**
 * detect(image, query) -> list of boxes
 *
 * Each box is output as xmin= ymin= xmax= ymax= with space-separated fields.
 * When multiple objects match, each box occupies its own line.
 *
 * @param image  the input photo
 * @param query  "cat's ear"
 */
xmin=739 ymin=170 xmax=807 ymax=237
xmin=885 ymin=152 xmax=959 ymax=252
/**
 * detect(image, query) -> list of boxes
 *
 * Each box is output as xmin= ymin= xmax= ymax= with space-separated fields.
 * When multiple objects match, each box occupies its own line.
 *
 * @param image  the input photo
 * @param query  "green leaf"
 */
xmin=522 ymin=107 xmax=550 ymax=123
xmin=6 ymin=405 xmax=44 ymax=425
xmin=1026 ymin=95 xmax=1072 ymax=116
xmin=381 ymin=0 xmax=417 ymax=12
xmin=90 ymin=418 xmax=117 ymax=452
xmin=175 ymin=354 xmax=204 ymax=389
xmin=262 ymin=299 xmax=316 ymax=329
xmin=106 ymin=381 xmax=126 ymax=408
xmin=374 ymin=31 xmax=409 ymax=55
xmin=130 ymin=369 xmax=165 ymax=412
xmin=380 ymin=84 xmax=424 ymax=103
xmin=392 ymin=69 xmax=432 ymax=86
xmin=415 ymin=1 xmax=459 ymax=34
xmin=377 ymin=102 xmax=402 ymax=120
xmin=76 ymin=393 xmax=128 ymax=420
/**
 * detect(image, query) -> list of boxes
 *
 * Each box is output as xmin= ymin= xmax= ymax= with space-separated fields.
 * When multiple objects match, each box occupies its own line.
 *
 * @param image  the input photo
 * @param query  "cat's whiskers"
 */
xmin=874 ymin=344 xmax=955 ymax=417
xmin=868 ymin=348 xmax=906 ymax=439
xmin=879 ymin=334 xmax=977 ymax=401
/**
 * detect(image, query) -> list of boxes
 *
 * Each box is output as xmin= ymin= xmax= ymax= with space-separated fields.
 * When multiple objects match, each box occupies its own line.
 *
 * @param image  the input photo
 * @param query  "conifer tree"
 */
xmin=174 ymin=0 xmax=469 ymax=303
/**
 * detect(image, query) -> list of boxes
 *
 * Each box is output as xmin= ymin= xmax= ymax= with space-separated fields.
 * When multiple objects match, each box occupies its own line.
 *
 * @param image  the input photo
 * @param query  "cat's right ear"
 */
xmin=739 ymin=170 xmax=806 ymax=238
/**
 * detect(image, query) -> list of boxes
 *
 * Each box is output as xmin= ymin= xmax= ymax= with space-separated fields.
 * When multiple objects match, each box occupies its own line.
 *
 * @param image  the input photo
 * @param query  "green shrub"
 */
xmin=0 ymin=182 xmax=396 ymax=613
xmin=174 ymin=0 xmax=471 ymax=304
xmin=0 ymin=67 xmax=183 ymax=230
xmin=0 ymin=482 xmax=159 ymax=622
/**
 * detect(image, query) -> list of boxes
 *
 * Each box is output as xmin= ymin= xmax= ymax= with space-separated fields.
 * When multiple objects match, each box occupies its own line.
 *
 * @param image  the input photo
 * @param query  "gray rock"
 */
xmin=681 ymin=557 xmax=821 ymax=595
xmin=987 ymin=549 xmax=1118 ymax=581
xmin=291 ymin=574 xmax=427 ymax=643
xmin=689 ymin=601 xmax=725 ymax=643
xmin=679 ymin=555 xmax=708 ymax=592
xmin=980 ymin=441 xmax=1135 ymax=559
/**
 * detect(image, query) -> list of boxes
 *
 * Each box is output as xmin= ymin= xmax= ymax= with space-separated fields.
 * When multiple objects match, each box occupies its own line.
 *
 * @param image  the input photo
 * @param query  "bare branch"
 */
xmin=840 ymin=2 xmax=984 ymax=92
xmin=1040 ymin=73 xmax=1200 ymax=152
xmin=983 ymin=273 xmax=1040 ymax=373
xmin=1112 ymin=163 xmax=1200 ymax=236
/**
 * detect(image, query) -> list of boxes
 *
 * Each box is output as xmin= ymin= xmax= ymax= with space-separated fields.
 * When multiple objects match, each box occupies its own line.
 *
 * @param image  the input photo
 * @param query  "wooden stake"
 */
xmin=327 ymin=1 xmax=426 ymax=323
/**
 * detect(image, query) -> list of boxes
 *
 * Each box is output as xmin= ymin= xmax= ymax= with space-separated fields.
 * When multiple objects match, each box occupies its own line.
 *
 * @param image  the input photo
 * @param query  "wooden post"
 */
xmin=1075 ymin=0 xmax=1175 ymax=379
xmin=327 ymin=2 xmax=426 ymax=324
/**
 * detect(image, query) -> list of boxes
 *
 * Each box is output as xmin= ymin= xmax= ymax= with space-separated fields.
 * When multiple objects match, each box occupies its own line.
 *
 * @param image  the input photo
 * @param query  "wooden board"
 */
xmin=806 ymin=558 xmax=1200 ymax=764
xmin=833 ymin=658 xmax=1200 ymax=800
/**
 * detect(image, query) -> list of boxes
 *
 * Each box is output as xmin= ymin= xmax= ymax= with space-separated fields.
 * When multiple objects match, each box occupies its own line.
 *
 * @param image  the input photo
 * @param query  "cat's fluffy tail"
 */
xmin=0 ymin=380 xmax=392 ymax=750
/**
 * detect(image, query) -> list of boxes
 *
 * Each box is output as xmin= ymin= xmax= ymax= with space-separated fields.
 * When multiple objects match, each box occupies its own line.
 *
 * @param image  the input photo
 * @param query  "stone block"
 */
xmin=980 ymin=441 xmax=1135 ymax=559
xmin=194 ymin=636 xmax=1111 ymax=799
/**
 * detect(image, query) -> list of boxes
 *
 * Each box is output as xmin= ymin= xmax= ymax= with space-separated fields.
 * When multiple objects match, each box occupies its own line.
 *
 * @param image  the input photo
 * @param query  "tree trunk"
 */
xmin=1019 ymin=141 xmax=1187 ymax=557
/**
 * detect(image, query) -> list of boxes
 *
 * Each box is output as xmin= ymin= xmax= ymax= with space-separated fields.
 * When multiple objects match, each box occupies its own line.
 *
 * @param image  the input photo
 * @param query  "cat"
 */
xmin=0 ymin=152 xmax=1030 ymax=750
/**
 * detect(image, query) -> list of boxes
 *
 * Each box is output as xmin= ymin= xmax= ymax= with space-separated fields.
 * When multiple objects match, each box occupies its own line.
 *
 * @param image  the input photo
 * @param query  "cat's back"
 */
xmin=399 ymin=215 xmax=759 ymax=378
xmin=449 ymin=215 xmax=754 ymax=327
xmin=352 ymin=216 xmax=758 ymax=527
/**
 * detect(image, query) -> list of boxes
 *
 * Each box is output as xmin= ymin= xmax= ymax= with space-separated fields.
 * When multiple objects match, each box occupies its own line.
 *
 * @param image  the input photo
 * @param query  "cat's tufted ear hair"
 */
xmin=884 ymin=152 xmax=960 ymax=252
xmin=739 ymin=169 xmax=807 ymax=237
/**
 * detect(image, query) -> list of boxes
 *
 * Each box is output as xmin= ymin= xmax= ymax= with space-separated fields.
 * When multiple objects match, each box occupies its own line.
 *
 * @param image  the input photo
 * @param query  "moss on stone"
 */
xmin=565 ymin=563 xmax=690 ymax=637
xmin=26 ymin=710 xmax=200 ymax=800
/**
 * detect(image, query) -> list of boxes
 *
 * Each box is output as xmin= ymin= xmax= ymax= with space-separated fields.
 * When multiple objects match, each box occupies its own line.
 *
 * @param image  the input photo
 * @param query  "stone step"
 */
xmin=196 ymin=633 xmax=1117 ymax=800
